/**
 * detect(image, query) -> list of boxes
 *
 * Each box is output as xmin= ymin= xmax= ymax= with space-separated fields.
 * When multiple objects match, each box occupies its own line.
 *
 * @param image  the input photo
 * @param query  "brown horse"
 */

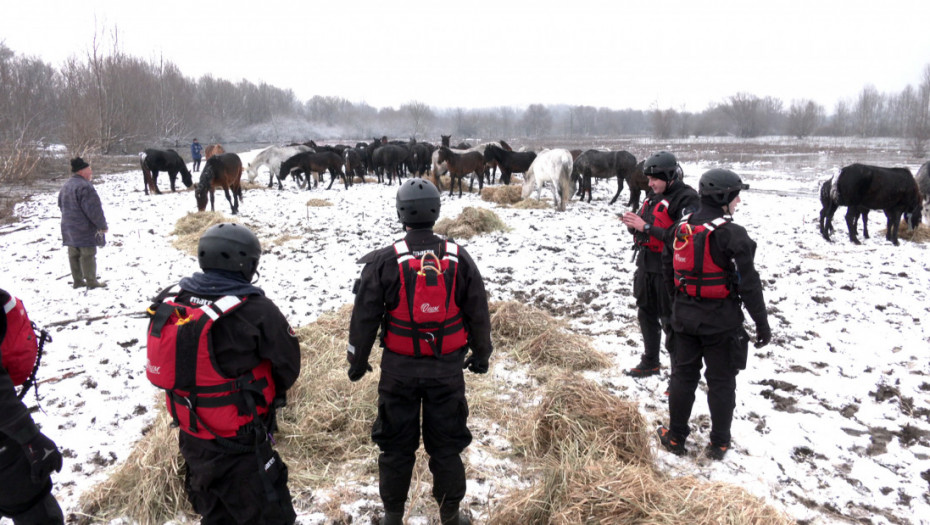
xmin=437 ymin=146 xmax=485 ymax=197
xmin=204 ymin=144 xmax=225 ymax=159
xmin=196 ymin=153 xmax=243 ymax=214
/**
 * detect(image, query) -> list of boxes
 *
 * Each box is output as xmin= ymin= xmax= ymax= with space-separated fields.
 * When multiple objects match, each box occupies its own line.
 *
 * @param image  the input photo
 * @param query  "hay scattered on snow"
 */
xmin=170 ymin=211 xmax=236 ymax=255
xmin=306 ymin=198 xmax=332 ymax=207
xmin=880 ymin=221 xmax=930 ymax=243
xmin=513 ymin=197 xmax=553 ymax=210
xmin=433 ymin=206 xmax=508 ymax=240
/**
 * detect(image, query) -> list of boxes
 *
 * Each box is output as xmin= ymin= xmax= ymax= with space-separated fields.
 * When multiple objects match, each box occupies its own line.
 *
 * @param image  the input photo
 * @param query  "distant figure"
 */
xmin=191 ymin=138 xmax=203 ymax=172
xmin=58 ymin=157 xmax=108 ymax=289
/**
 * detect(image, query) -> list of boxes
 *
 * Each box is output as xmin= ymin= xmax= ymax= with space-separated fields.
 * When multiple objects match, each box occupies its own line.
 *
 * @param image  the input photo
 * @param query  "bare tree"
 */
xmin=650 ymin=105 xmax=677 ymax=139
xmin=401 ymin=100 xmax=433 ymax=139
xmin=853 ymin=85 xmax=884 ymax=137
xmin=904 ymin=65 xmax=930 ymax=155
xmin=521 ymin=104 xmax=552 ymax=137
xmin=786 ymin=99 xmax=824 ymax=138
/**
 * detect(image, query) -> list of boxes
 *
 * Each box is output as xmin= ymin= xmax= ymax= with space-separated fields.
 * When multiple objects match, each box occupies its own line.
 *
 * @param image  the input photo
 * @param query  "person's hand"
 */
xmin=21 ymin=432 xmax=63 ymax=482
xmin=464 ymin=354 xmax=489 ymax=374
xmin=754 ymin=323 xmax=772 ymax=348
xmin=348 ymin=362 xmax=373 ymax=382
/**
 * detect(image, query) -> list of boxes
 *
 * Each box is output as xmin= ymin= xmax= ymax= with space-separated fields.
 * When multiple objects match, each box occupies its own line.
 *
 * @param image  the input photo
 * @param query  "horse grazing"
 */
xmin=521 ymin=149 xmax=574 ymax=211
xmin=195 ymin=153 xmax=243 ymax=214
xmin=139 ymin=149 xmax=194 ymax=195
xmin=917 ymin=161 xmax=930 ymax=224
xmin=247 ymin=145 xmax=313 ymax=189
xmin=278 ymin=151 xmax=347 ymax=190
xmin=572 ymin=149 xmax=638 ymax=205
xmin=818 ymin=177 xmax=867 ymax=240
xmin=483 ymin=144 xmax=536 ymax=185
xmin=204 ymin=144 xmax=225 ymax=159
xmin=344 ymin=148 xmax=367 ymax=184
xmin=437 ymin=146 xmax=485 ymax=197
xmin=821 ymin=163 xmax=923 ymax=245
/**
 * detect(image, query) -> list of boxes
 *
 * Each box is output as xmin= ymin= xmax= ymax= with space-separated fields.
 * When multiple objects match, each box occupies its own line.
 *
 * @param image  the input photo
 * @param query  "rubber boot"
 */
xmin=380 ymin=511 xmax=403 ymax=525
xmin=10 ymin=492 xmax=64 ymax=525
xmin=440 ymin=506 xmax=470 ymax=525
xmin=68 ymin=248 xmax=85 ymax=288
xmin=81 ymin=250 xmax=106 ymax=288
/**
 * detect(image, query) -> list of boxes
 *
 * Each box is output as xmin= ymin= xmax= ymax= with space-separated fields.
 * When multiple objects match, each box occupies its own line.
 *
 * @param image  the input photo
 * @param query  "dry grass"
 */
xmin=270 ymin=233 xmax=303 ymax=246
xmin=433 ymin=206 xmax=509 ymax=240
xmin=880 ymin=221 xmax=930 ymax=243
xmin=306 ymin=198 xmax=332 ymax=207
xmin=513 ymin=198 xmax=554 ymax=210
xmin=480 ymin=185 xmax=523 ymax=205
xmin=169 ymin=211 xmax=236 ymax=255
xmin=240 ymin=180 xmax=267 ymax=191
xmin=76 ymin=404 xmax=194 ymax=525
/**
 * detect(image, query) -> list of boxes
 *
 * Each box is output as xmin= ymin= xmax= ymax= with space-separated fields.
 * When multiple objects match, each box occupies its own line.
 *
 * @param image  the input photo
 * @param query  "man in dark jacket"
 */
xmin=147 ymin=224 xmax=301 ymax=524
xmin=1 ymin=288 xmax=65 ymax=524
xmin=191 ymin=139 xmax=204 ymax=172
xmin=58 ymin=157 xmax=108 ymax=289
xmin=347 ymin=179 xmax=491 ymax=525
xmin=621 ymin=151 xmax=699 ymax=378
xmin=657 ymin=169 xmax=772 ymax=460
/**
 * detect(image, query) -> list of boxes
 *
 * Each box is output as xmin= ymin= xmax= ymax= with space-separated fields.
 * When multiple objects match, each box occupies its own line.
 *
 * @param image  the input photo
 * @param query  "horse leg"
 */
xmin=223 ymin=185 xmax=237 ymax=214
xmin=585 ymin=175 xmax=593 ymax=203
xmin=152 ymin=171 xmax=162 ymax=195
xmin=844 ymin=207 xmax=860 ymax=244
xmin=609 ymin=175 xmax=624 ymax=205
xmin=169 ymin=172 xmax=178 ymax=192
xmin=861 ymin=209 xmax=869 ymax=239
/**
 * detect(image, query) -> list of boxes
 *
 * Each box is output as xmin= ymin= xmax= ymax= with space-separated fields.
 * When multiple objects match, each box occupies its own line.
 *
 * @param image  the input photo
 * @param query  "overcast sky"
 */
xmin=2 ymin=0 xmax=929 ymax=112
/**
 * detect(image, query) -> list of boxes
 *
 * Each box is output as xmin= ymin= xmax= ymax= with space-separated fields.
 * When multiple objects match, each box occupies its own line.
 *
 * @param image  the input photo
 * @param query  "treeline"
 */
xmin=2 ymin=40 xmax=930 ymax=180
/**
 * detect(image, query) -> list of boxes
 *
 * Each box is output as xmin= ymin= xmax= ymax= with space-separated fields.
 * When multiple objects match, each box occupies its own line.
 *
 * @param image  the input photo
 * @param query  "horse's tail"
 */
xmin=559 ymin=163 xmax=573 ymax=211
xmin=139 ymin=152 xmax=154 ymax=193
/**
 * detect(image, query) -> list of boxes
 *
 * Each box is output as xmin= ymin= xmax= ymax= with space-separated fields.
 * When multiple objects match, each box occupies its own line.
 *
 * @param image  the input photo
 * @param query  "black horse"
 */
xmin=571 ymin=149 xmax=638 ymax=206
xmin=482 ymin=144 xmax=535 ymax=185
xmin=140 ymin=149 xmax=193 ymax=195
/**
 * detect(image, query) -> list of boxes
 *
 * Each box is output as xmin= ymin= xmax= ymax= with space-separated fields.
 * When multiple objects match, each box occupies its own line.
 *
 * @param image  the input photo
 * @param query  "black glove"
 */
xmin=21 ymin=432 xmax=63 ymax=483
xmin=463 ymin=354 xmax=489 ymax=374
xmin=754 ymin=323 xmax=772 ymax=348
xmin=348 ymin=362 xmax=373 ymax=382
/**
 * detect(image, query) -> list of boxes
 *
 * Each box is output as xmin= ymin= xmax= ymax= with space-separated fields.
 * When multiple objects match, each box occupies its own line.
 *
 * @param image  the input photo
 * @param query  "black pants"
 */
xmin=193 ymin=158 xmax=202 ymax=172
xmin=667 ymin=329 xmax=741 ymax=446
xmin=633 ymin=268 xmax=671 ymax=365
xmin=0 ymin=437 xmax=64 ymax=524
xmin=371 ymin=370 xmax=472 ymax=514
xmin=179 ymin=433 xmax=296 ymax=525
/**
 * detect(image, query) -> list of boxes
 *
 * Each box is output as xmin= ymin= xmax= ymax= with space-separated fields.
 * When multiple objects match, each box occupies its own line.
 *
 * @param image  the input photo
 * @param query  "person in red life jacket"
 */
xmin=58 ymin=157 xmax=109 ymax=289
xmin=347 ymin=178 xmax=492 ymax=525
xmin=657 ymin=169 xmax=772 ymax=460
xmin=0 ymin=288 xmax=65 ymax=525
xmin=146 ymin=224 xmax=300 ymax=524
xmin=620 ymin=151 xmax=698 ymax=378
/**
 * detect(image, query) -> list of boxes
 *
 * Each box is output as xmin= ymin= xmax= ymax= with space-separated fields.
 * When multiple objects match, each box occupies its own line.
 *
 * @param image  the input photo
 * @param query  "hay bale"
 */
xmin=433 ymin=206 xmax=508 ymax=240
xmin=481 ymin=185 xmax=523 ymax=205
xmin=521 ymin=373 xmax=651 ymax=463
xmin=170 ymin=211 xmax=236 ymax=255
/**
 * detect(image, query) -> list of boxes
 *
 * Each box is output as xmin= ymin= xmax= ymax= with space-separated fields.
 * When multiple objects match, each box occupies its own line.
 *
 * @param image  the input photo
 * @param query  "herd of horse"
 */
xmin=136 ymin=139 xmax=929 ymax=246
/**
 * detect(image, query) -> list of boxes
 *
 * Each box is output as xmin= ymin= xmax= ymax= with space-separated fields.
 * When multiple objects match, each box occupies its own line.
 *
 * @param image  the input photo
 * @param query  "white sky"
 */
xmin=2 ymin=0 xmax=929 ymax=112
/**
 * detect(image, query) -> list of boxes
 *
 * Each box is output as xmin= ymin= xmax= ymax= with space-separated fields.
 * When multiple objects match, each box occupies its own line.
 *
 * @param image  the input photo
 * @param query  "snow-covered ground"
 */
xmin=1 ymin=140 xmax=928 ymax=524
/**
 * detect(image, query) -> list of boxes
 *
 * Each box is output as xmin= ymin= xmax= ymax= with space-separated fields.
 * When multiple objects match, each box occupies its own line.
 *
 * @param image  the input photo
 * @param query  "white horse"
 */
xmin=246 ymin=145 xmax=312 ymax=188
xmin=521 ymin=148 xmax=574 ymax=211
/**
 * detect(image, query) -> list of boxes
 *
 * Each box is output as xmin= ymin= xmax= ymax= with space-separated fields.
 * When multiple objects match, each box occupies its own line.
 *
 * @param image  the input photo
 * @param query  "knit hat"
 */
xmin=71 ymin=157 xmax=90 ymax=173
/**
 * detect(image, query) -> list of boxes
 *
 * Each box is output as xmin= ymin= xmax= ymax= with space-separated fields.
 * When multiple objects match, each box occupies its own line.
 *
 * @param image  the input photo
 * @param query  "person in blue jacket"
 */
xmin=191 ymin=138 xmax=204 ymax=172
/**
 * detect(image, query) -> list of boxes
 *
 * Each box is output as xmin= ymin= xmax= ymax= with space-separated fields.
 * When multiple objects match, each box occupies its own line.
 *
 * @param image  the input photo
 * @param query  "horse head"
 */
xmin=441 ymin=135 xmax=451 ymax=147
xmin=905 ymin=206 xmax=923 ymax=231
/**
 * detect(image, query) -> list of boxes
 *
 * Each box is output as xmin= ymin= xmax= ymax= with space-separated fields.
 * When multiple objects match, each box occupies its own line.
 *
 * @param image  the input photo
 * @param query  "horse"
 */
xmin=483 ymin=144 xmax=536 ymax=185
xmin=818 ymin=177 xmax=868 ymax=240
xmin=371 ymin=144 xmax=409 ymax=185
xmin=204 ymin=144 xmax=225 ymax=160
xmin=625 ymin=160 xmax=650 ymax=210
xmin=917 ymin=160 xmax=930 ymax=224
xmin=431 ymin=141 xmax=506 ymax=186
xmin=195 ymin=153 xmax=243 ymax=214
xmin=408 ymin=142 xmax=435 ymax=178
xmin=278 ymin=151 xmax=348 ymax=190
xmin=571 ymin=149 xmax=638 ymax=206
xmin=139 ymin=149 xmax=194 ymax=195
xmin=437 ymin=146 xmax=485 ymax=197
xmin=521 ymin=149 xmax=574 ymax=211
xmin=821 ymin=163 xmax=923 ymax=245
xmin=344 ymin=148 xmax=367 ymax=184
xmin=247 ymin=145 xmax=313 ymax=189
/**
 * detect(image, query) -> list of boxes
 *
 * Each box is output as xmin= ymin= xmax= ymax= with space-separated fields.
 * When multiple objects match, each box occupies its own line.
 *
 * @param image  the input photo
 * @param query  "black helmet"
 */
xmin=699 ymin=169 xmax=749 ymax=207
xmin=643 ymin=151 xmax=682 ymax=182
xmin=197 ymin=223 xmax=262 ymax=281
xmin=396 ymin=178 xmax=441 ymax=227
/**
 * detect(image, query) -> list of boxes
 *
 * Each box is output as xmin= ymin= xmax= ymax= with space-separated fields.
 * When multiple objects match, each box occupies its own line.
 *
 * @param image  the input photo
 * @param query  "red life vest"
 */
xmin=1 ymin=294 xmax=39 ymax=386
xmin=672 ymin=215 xmax=732 ymax=299
xmin=637 ymin=197 xmax=673 ymax=252
xmin=384 ymin=240 xmax=468 ymax=357
xmin=146 ymin=293 xmax=276 ymax=439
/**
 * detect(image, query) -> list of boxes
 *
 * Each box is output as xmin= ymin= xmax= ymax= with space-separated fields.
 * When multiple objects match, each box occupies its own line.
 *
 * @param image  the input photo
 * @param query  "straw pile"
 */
xmin=433 ymin=206 xmax=509 ymax=240
xmin=169 ymin=211 xmax=236 ymax=255
xmin=480 ymin=185 xmax=523 ymax=205
xmin=880 ymin=221 xmax=930 ymax=243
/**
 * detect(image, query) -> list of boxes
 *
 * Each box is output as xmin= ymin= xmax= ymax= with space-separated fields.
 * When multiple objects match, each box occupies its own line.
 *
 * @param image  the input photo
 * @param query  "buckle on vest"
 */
xmin=673 ymin=223 xmax=693 ymax=251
